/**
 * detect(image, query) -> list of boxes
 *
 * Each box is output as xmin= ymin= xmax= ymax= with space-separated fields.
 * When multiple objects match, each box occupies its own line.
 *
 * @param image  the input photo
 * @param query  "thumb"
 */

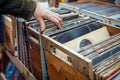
xmin=38 ymin=18 xmax=46 ymax=33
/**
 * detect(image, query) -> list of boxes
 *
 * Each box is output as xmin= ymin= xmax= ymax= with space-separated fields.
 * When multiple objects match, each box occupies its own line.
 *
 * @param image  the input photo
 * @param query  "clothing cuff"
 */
xmin=21 ymin=0 xmax=36 ymax=20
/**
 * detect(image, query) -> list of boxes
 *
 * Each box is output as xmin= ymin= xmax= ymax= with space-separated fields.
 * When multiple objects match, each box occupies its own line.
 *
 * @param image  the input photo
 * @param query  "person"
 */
xmin=0 ymin=0 xmax=62 ymax=52
xmin=0 ymin=0 xmax=62 ymax=32
xmin=0 ymin=0 xmax=62 ymax=63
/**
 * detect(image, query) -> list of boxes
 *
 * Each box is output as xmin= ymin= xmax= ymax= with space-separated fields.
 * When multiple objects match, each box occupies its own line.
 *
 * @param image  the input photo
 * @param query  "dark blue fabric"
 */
xmin=0 ymin=15 xmax=4 ymax=43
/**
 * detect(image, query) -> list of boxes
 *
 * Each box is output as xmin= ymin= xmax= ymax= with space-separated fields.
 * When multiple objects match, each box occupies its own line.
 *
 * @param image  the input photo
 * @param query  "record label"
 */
xmin=80 ymin=39 xmax=93 ymax=48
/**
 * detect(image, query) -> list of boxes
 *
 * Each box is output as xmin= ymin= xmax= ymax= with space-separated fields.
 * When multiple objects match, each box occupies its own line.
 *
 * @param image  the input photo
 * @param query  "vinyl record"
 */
xmin=54 ymin=22 xmax=102 ymax=43
xmin=92 ymin=44 xmax=120 ymax=66
xmin=55 ymin=27 xmax=110 ymax=60
xmin=99 ymin=61 xmax=120 ymax=80
xmin=107 ymin=69 xmax=120 ymax=80
xmin=50 ymin=8 xmax=72 ymax=15
xmin=63 ymin=27 xmax=110 ymax=52
xmin=95 ymin=60 xmax=120 ymax=80
xmin=79 ymin=33 xmax=120 ymax=56
xmin=74 ymin=3 xmax=98 ymax=9
xmin=93 ymin=50 xmax=120 ymax=70
xmin=94 ymin=7 xmax=120 ymax=16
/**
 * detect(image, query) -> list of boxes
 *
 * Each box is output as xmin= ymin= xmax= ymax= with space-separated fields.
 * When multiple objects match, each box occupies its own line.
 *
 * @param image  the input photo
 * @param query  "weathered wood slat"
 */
xmin=5 ymin=50 xmax=37 ymax=80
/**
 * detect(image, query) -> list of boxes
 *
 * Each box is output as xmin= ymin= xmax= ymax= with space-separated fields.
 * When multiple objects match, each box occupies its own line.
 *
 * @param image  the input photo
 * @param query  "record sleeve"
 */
xmin=107 ymin=69 xmax=120 ymax=80
xmin=78 ymin=33 xmax=120 ymax=56
xmin=55 ymin=27 xmax=110 ymax=60
xmin=104 ymin=68 xmax=120 ymax=80
xmin=99 ymin=61 xmax=120 ymax=80
xmin=62 ymin=27 xmax=110 ymax=51
xmin=91 ymin=44 xmax=120 ymax=66
xmin=87 ymin=40 xmax=120 ymax=60
xmin=95 ymin=59 xmax=120 ymax=80
xmin=93 ymin=51 xmax=120 ymax=70
xmin=54 ymin=21 xmax=102 ymax=43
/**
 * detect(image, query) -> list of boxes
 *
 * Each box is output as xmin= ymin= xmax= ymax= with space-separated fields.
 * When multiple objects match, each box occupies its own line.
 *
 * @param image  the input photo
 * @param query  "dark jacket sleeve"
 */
xmin=0 ymin=0 xmax=36 ymax=20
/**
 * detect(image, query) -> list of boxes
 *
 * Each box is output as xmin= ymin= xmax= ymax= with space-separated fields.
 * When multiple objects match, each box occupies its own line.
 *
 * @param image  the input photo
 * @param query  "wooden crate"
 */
xmin=27 ymin=21 xmax=120 ymax=80
xmin=28 ymin=38 xmax=42 ymax=80
xmin=17 ymin=7 xmax=80 ymax=80
xmin=59 ymin=0 xmax=120 ymax=26
xmin=16 ymin=5 xmax=120 ymax=79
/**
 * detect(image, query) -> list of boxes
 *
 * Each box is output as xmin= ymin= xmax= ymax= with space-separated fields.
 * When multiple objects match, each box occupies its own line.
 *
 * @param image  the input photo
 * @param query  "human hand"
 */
xmin=33 ymin=3 xmax=62 ymax=33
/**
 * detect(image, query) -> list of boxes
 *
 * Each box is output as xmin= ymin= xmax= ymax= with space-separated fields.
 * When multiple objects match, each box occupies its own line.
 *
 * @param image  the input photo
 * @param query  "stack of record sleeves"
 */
xmin=26 ymin=7 xmax=120 ymax=80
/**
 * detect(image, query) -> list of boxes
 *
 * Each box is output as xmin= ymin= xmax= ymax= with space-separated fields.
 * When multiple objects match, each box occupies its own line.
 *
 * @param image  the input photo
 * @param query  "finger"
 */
xmin=45 ymin=12 xmax=62 ymax=29
xmin=45 ymin=11 xmax=62 ymax=25
xmin=37 ymin=18 xmax=46 ymax=33
xmin=53 ymin=14 xmax=62 ymax=25
xmin=50 ymin=17 xmax=62 ymax=29
xmin=54 ymin=13 xmax=62 ymax=19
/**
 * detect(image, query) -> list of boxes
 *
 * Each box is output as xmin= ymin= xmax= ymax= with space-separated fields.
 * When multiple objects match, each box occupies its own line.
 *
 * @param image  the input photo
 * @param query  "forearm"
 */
xmin=0 ymin=0 xmax=36 ymax=20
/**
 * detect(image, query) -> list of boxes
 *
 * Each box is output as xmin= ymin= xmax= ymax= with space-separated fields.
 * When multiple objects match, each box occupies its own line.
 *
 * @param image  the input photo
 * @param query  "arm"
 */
xmin=0 ymin=0 xmax=62 ymax=32
xmin=0 ymin=0 xmax=36 ymax=20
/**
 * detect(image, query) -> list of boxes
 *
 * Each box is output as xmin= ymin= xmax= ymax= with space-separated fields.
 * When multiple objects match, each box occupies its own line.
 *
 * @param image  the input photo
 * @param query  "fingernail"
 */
xmin=40 ymin=29 xmax=44 ymax=33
